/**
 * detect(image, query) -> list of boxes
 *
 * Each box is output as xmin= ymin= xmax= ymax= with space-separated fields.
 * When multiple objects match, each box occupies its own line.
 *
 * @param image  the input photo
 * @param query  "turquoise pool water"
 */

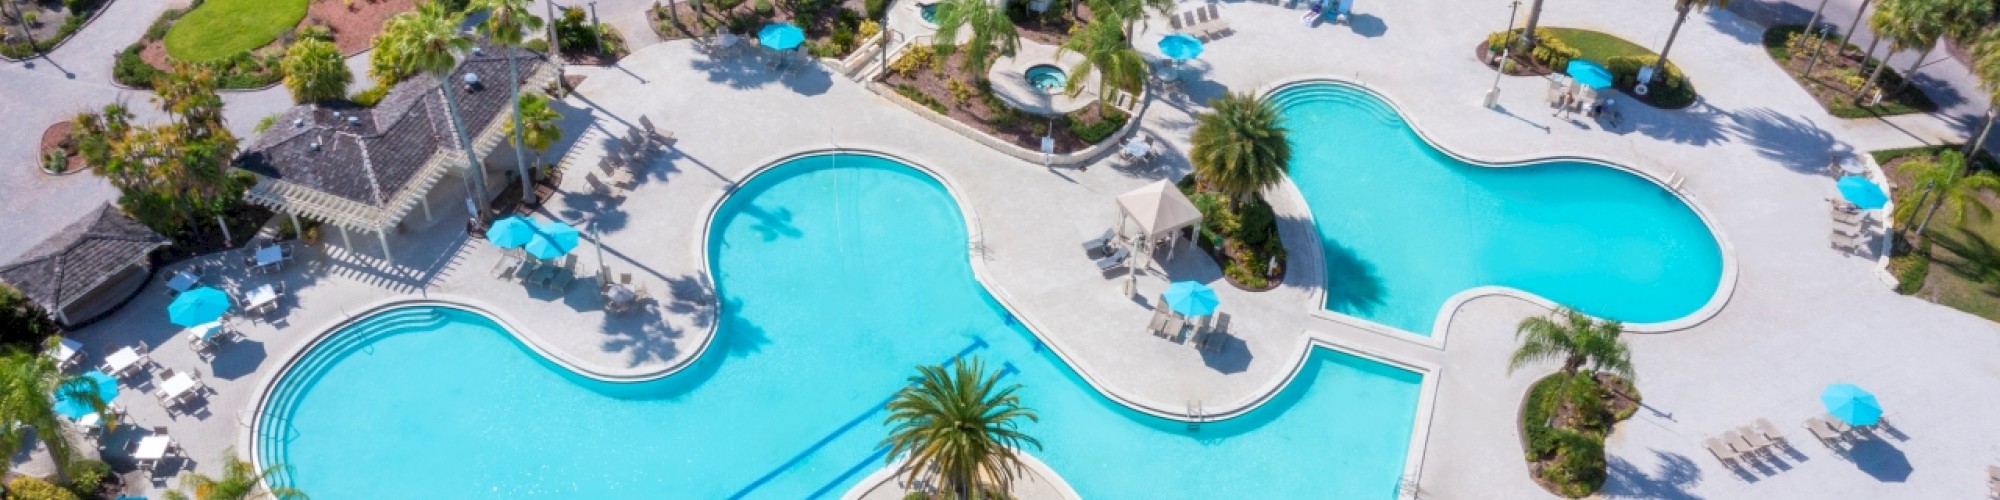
xmin=257 ymin=154 xmax=1424 ymax=498
xmin=1269 ymin=82 xmax=1725 ymax=335
xmin=1025 ymin=64 xmax=1067 ymax=91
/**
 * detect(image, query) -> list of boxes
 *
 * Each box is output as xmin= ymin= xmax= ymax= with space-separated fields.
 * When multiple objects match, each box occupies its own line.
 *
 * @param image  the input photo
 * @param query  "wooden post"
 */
xmin=216 ymin=215 xmax=233 ymax=247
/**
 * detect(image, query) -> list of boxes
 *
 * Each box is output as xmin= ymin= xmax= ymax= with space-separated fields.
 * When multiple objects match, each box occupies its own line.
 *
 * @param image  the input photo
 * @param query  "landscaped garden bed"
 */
xmin=1520 ymin=372 xmax=1640 ymax=497
xmin=114 ymin=0 xmax=418 ymax=89
xmin=1178 ymin=176 xmax=1286 ymax=290
xmin=1765 ymin=25 xmax=1937 ymax=118
xmin=1479 ymin=27 xmax=1695 ymax=109
xmin=878 ymin=45 xmax=1128 ymax=154
xmin=38 ymin=121 xmax=85 ymax=174
xmin=547 ymin=6 xmax=629 ymax=64
xmin=1874 ymin=145 xmax=2000 ymax=321
xmin=649 ymin=0 xmax=877 ymax=59
xmin=0 ymin=0 xmax=107 ymax=59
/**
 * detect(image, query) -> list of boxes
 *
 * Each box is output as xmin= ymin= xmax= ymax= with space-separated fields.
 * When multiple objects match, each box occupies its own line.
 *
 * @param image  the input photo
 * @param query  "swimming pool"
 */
xmin=256 ymin=153 xmax=1426 ymax=498
xmin=1269 ymin=82 xmax=1725 ymax=335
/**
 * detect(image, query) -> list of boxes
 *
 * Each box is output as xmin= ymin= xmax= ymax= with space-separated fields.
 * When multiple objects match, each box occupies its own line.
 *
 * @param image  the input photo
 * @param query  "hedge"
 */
xmin=1485 ymin=28 xmax=1581 ymax=70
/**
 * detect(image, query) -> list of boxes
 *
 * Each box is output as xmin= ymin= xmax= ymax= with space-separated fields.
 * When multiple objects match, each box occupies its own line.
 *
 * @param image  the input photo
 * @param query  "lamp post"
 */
xmin=1483 ymin=0 xmax=1522 ymax=109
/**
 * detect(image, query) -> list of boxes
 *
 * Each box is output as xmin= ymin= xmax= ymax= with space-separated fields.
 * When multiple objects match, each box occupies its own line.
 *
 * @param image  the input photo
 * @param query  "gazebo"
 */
xmin=235 ymin=45 xmax=555 ymax=261
xmin=1114 ymin=180 xmax=1204 ymax=267
xmin=0 ymin=204 xmax=167 ymax=326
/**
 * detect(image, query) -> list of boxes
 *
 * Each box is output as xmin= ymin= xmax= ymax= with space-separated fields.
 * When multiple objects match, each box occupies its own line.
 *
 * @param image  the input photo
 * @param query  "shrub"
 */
xmin=63 ymin=0 xmax=98 ymax=14
xmin=41 ymin=150 xmax=65 ymax=173
xmin=1894 ymin=240 xmax=1931 ymax=294
xmin=1605 ymin=55 xmax=1686 ymax=91
xmin=1065 ymin=108 xmax=1128 ymax=144
xmin=350 ymin=83 xmax=391 ymax=106
xmin=753 ymin=0 xmax=773 ymax=16
xmin=708 ymin=0 xmax=746 ymax=11
xmin=830 ymin=25 xmax=855 ymax=54
xmin=793 ymin=12 xmax=815 ymax=30
xmin=524 ymin=38 xmax=549 ymax=53
xmin=896 ymin=84 xmax=946 ymax=114
xmin=434 ymin=0 xmax=471 ymax=11
xmin=889 ymin=45 xmax=933 ymax=75
xmin=113 ymin=45 xmax=167 ymax=88
xmin=858 ymin=19 xmax=879 ymax=41
xmin=727 ymin=13 xmax=759 ymax=34
xmin=66 ymin=459 xmax=111 ymax=497
xmin=555 ymin=7 xmax=599 ymax=53
xmin=946 ymin=78 xmax=973 ymax=106
xmin=865 ymin=0 xmax=888 ymax=19
xmin=1485 ymin=28 xmax=1578 ymax=69
xmin=837 ymin=7 xmax=861 ymax=27
xmin=297 ymin=24 xmax=334 ymax=42
xmin=23 ymin=11 xmax=39 ymax=26
xmin=5 ymin=477 xmax=78 ymax=500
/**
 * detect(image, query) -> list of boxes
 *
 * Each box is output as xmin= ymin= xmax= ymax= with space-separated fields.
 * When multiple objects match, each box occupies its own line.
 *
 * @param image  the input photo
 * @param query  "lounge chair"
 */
xmin=1168 ymin=11 xmax=1184 ymax=31
xmin=1181 ymin=11 xmax=1199 ymax=33
xmin=1754 ymin=418 xmax=1786 ymax=446
xmin=1832 ymin=207 xmax=1862 ymax=226
xmin=1095 ymin=246 xmax=1130 ymax=272
xmin=1830 ymin=231 xmax=1863 ymax=253
xmin=1196 ymin=313 xmax=1230 ymax=352
xmin=1739 ymin=425 xmax=1773 ymax=452
xmin=1704 ymin=437 xmax=1739 ymax=467
xmin=1987 ymin=464 xmax=1999 ymax=484
xmin=515 ymin=258 xmax=542 ymax=281
xmin=1146 ymin=308 xmax=1170 ymax=337
xmin=549 ymin=267 xmax=575 ymax=292
xmin=1161 ymin=315 xmax=1187 ymax=342
xmin=1722 ymin=429 xmax=1756 ymax=455
xmin=1201 ymin=4 xmax=1229 ymax=37
xmin=1804 ymin=417 xmax=1844 ymax=448
xmin=529 ymin=264 xmax=558 ymax=289
xmin=492 ymin=254 xmax=522 ymax=278
xmin=1083 ymin=231 xmax=1117 ymax=258
xmin=1191 ymin=8 xmax=1214 ymax=37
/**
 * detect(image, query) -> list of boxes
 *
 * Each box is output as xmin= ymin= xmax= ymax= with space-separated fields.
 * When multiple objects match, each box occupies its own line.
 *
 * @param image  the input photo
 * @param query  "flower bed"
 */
xmin=1177 ymin=176 xmax=1286 ymax=290
xmin=1764 ymin=25 xmax=1938 ymax=118
xmin=1519 ymin=372 xmax=1640 ymax=498
xmin=878 ymin=45 xmax=1128 ymax=154
xmin=0 ymin=0 xmax=108 ymax=59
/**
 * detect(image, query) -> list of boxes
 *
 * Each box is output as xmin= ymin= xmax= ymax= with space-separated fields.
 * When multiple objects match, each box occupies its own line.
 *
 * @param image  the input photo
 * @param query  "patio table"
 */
xmin=244 ymin=285 xmax=279 ymax=313
xmin=166 ymin=270 xmax=198 ymax=293
xmin=133 ymin=435 xmax=172 ymax=462
xmin=49 ymin=337 xmax=82 ymax=366
xmin=255 ymin=245 xmax=284 ymax=271
xmin=104 ymin=348 xmax=143 ymax=376
xmin=159 ymin=373 xmax=197 ymax=403
xmin=1122 ymin=140 xmax=1150 ymax=159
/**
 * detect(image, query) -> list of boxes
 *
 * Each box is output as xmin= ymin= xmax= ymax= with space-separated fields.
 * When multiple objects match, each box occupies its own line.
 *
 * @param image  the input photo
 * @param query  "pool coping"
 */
xmin=1256 ymin=76 xmax=1743 ymax=352
xmin=840 ymin=450 xmax=1081 ymax=500
xmin=243 ymin=148 xmax=1446 ymax=497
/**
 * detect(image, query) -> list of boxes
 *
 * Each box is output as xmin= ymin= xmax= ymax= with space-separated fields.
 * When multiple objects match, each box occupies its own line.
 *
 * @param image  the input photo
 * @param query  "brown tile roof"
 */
xmin=0 ymin=204 xmax=166 ymax=312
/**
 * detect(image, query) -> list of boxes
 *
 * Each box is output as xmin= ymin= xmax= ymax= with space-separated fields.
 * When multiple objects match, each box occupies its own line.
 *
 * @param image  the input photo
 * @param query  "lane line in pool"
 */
xmin=728 ymin=337 xmax=992 ymax=499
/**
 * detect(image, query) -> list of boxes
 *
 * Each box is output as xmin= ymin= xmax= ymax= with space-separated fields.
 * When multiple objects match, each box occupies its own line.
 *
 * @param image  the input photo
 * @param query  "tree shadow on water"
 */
xmin=739 ymin=203 xmax=804 ymax=241
xmin=1601 ymin=449 xmax=1705 ymax=500
xmin=1726 ymin=107 xmax=1850 ymax=174
xmin=1321 ymin=239 xmax=1384 ymax=315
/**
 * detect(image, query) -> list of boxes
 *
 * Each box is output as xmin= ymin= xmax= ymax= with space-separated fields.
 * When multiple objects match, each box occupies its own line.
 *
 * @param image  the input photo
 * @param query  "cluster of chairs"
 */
xmin=500 ymin=252 xmax=581 ymax=293
xmin=603 ymin=272 xmax=655 ymax=314
xmin=586 ymin=123 xmax=675 ymax=199
xmin=1167 ymin=4 xmax=1231 ymax=40
xmin=1703 ymin=418 xmax=1787 ymax=471
xmin=1083 ymin=231 xmax=1131 ymax=272
xmin=151 ymin=367 xmax=211 ymax=414
xmin=1829 ymin=199 xmax=1872 ymax=254
xmin=1144 ymin=307 xmax=1228 ymax=352
xmin=1803 ymin=413 xmax=1892 ymax=451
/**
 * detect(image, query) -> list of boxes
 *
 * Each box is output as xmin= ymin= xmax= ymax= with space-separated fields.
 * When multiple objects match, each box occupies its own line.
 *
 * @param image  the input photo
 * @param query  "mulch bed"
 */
xmin=139 ymin=39 xmax=170 ymax=72
xmin=37 ymin=121 xmax=85 ymax=174
xmin=1011 ymin=5 xmax=1089 ymax=46
xmin=1765 ymin=25 xmax=1936 ymax=118
xmin=880 ymin=50 xmax=1125 ymax=154
xmin=301 ymin=0 xmax=420 ymax=55
xmin=2 ymin=0 xmax=79 ymax=44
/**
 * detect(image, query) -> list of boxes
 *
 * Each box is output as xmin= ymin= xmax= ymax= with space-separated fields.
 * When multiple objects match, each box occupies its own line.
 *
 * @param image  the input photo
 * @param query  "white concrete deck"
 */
xmin=31 ymin=0 xmax=2000 ymax=498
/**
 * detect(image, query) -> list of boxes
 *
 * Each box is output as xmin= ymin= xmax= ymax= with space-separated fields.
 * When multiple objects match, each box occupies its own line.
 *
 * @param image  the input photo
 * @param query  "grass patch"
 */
xmin=1876 ymin=145 xmax=2000 ymax=321
xmin=1765 ymin=25 xmax=1938 ymax=118
xmin=162 ymin=0 xmax=308 ymax=62
xmin=1544 ymin=27 xmax=1651 ymax=63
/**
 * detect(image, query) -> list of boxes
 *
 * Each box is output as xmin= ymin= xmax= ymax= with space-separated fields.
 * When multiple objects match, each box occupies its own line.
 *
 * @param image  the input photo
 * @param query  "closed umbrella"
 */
xmin=1158 ymin=34 xmax=1204 ymax=62
xmin=525 ymin=220 xmax=581 ymax=260
xmin=485 ymin=216 xmax=536 ymax=249
xmin=759 ymin=23 xmax=805 ymax=51
xmin=1566 ymin=60 xmax=1614 ymax=90
xmin=1836 ymin=175 xmax=1889 ymax=210
xmin=167 ymin=286 xmax=230 ymax=327
xmin=1163 ymin=281 xmax=1219 ymax=317
xmin=52 ymin=371 xmax=117 ymax=421
xmin=1821 ymin=383 xmax=1882 ymax=426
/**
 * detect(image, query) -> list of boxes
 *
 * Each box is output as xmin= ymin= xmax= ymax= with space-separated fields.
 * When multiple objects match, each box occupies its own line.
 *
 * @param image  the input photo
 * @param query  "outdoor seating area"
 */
xmin=1703 ymin=418 xmax=1788 ymax=471
xmin=1167 ymin=4 xmax=1231 ymax=41
xmin=1146 ymin=281 xmax=1228 ymax=352
xmin=244 ymin=241 xmax=295 ymax=274
xmin=602 ymin=271 xmax=653 ymax=314
xmin=1829 ymin=174 xmax=1888 ymax=255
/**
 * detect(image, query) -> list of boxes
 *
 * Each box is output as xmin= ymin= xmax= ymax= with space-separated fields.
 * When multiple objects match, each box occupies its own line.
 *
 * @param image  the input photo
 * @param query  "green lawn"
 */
xmin=1874 ymin=146 xmax=2000 ymax=322
xmin=162 ymin=0 xmax=308 ymax=62
xmin=1545 ymin=27 xmax=1654 ymax=64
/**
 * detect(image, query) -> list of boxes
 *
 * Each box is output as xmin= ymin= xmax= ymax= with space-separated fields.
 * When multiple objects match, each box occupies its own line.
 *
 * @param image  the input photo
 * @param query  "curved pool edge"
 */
xmin=1258 ymin=76 xmax=1741 ymax=347
xmin=840 ymin=450 xmax=1082 ymax=500
xmin=243 ymin=148 xmax=1445 ymax=495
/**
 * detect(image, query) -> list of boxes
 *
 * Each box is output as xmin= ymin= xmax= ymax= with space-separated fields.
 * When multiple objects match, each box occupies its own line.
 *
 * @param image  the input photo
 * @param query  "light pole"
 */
xmin=1483 ymin=0 xmax=1522 ymax=109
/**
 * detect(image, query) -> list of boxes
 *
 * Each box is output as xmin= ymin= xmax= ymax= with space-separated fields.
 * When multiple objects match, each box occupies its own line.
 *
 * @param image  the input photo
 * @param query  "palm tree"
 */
xmin=1895 ymin=150 xmax=2000 ymax=235
xmin=1084 ymin=0 xmax=1172 ymax=37
xmin=1963 ymin=28 xmax=2000 ymax=160
xmin=501 ymin=93 xmax=563 ymax=162
xmin=1190 ymin=92 xmax=1290 ymax=209
xmin=369 ymin=14 xmax=418 ymax=85
xmin=1506 ymin=308 xmax=1635 ymax=381
xmin=1897 ymin=0 xmax=1989 ymax=93
xmin=881 ymin=357 xmax=1040 ymax=500
xmin=1519 ymin=0 xmax=1549 ymax=49
xmin=1649 ymin=0 xmax=1729 ymax=86
xmin=476 ymin=0 xmax=544 ymax=202
xmin=1057 ymin=16 xmax=1144 ymax=107
xmin=377 ymin=1 xmax=491 ymax=215
xmin=0 ymin=340 xmax=110 ymax=478
xmin=931 ymin=0 xmax=1018 ymax=74
xmin=1853 ymin=0 xmax=1915 ymax=101
xmin=280 ymin=38 xmax=351 ymax=104
xmin=162 ymin=447 xmax=306 ymax=500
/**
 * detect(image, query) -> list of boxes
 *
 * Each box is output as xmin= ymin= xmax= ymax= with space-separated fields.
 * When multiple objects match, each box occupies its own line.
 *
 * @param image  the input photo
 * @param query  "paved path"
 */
xmin=26 ymin=0 xmax=2000 ymax=498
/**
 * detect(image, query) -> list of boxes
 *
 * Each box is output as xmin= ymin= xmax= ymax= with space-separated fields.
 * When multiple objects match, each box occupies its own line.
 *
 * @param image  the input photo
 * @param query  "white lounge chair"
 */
xmin=1146 ymin=308 xmax=1170 ymax=337
xmin=1738 ymin=425 xmax=1774 ymax=453
xmin=1160 ymin=315 xmax=1187 ymax=342
xmin=1704 ymin=437 xmax=1740 ymax=468
xmin=1083 ymin=231 xmax=1117 ymax=257
xmin=1754 ymin=418 xmax=1786 ymax=446
xmin=1095 ymin=247 xmax=1130 ymax=271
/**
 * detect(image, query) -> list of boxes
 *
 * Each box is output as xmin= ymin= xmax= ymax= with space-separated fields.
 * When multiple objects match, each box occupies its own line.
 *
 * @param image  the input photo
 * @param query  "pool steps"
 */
xmin=252 ymin=307 xmax=448 ymax=488
xmin=1266 ymin=85 xmax=1402 ymax=127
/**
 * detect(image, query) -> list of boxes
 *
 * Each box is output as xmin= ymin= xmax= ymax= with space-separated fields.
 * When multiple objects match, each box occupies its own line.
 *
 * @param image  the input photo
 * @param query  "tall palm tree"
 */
xmin=1963 ymin=28 xmax=2000 ymax=160
xmin=1650 ymin=0 xmax=1729 ymax=86
xmin=1853 ymin=0 xmax=1915 ymax=101
xmin=1897 ymin=0 xmax=1990 ymax=93
xmin=476 ymin=0 xmax=544 ymax=202
xmin=1895 ymin=150 xmax=2000 ymax=235
xmin=378 ymin=1 xmax=491 ymax=215
xmin=881 ymin=357 xmax=1040 ymax=500
xmin=162 ymin=447 xmax=306 ymax=500
xmin=1190 ymin=92 xmax=1290 ymax=209
xmin=1507 ymin=308 xmax=1635 ymax=381
xmin=1519 ymin=0 xmax=1549 ymax=49
xmin=1057 ymin=16 xmax=1144 ymax=108
xmin=501 ymin=93 xmax=563 ymax=162
xmin=1085 ymin=0 xmax=1172 ymax=37
xmin=931 ymin=0 xmax=1018 ymax=74
xmin=280 ymin=38 xmax=351 ymax=104
xmin=0 ymin=340 xmax=110 ymax=478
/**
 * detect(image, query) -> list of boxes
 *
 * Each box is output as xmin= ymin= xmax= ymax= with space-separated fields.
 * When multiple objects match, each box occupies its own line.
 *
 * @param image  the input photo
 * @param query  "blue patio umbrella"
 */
xmin=52 ymin=371 xmax=117 ymax=421
xmin=1836 ymin=175 xmax=1889 ymax=210
xmin=167 ymin=286 xmax=230 ymax=327
xmin=485 ymin=216 xmax=536 ymax=249
xmin=1821 ymin=383 xmax=1881 ymax=426
xmin=759 ymin=23 xmax=805 ymax=51
xmin=524 ymin=219 xmax=581 ymax=260
xmin=1158 ymin=34 xmax=1204 ymax=61
xmin=1566 ymin=60 xmax=1614 ymax=90
xmin=1163 ymin=281 xmax=1219 ymax=317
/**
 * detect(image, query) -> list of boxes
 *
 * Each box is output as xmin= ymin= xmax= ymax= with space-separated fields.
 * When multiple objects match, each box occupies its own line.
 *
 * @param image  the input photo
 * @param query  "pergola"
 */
xmin=1115 ymin=180 xmax=1204 ymax=268
xmin=237 ymin=46 xmax=555 ymax=261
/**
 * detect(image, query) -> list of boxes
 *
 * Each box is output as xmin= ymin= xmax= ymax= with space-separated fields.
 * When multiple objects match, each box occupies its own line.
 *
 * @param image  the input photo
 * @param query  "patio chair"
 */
xmin=1181 ymin=12 xmax=1200 ymax=34
xmin=1083 ymin=230 xmax=1117 ymax=258
xmin=1197 ymin=313 xmax=1230 ymax=352
xmin=1191 ymin=8 xmax=1213 ymax=37
xmin=620 ymin=273 xmax=633 ymax=286
xmin=1703 ymin=437 xmax=1740 ymax=468
xmin=1161 ymin=315 xmax=1187 ymax=342
xmin=529 ymin=264 xmax=558 ymax=289
xmin=1738 ymin=425 xmax=1774 ymax=453
xmin=1095 ymin=246 xmax=1130 ymax=272
xmin=1754 ymin=418 xmax=1786 ymax=446
xmin=1168 ymin=11 xmax=1184 ymax=31
xmin=634 ymin=282 xmax=652 ymax=303
xmin=1201 ymin=4 xmax=1229 ymax=37
xmin=1146 ymin=308 xmax=1170 ymax=337
xmin=549 ymin=265 xmax=576 ymax=293
xmin=1804 ymin=417 xmax=1845 ymax=448
xmin=515 ymin=258 xmax=542 ymax=281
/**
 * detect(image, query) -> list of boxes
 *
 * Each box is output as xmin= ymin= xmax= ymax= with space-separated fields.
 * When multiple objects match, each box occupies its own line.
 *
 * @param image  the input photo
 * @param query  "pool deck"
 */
xmin=41 ymin=0 xmax=2000 ymax=498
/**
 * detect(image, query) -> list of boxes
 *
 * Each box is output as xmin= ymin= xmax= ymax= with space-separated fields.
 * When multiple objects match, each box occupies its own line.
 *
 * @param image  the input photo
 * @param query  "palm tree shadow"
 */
xmin=1320 ymin=238 xmax=1385 ymax=315
xmin=1726 ymin=107 xmax=1849 ymax=174
xmin=1601 ymin=449 xmax=1705 ymax=500
xmin=1927 ymin=228 xmax=2000 ymax=292
xmin=1630 ymin=100 xmax=1730 ymax=146
xmin=687 ymin=51 xmax=784 ymax=90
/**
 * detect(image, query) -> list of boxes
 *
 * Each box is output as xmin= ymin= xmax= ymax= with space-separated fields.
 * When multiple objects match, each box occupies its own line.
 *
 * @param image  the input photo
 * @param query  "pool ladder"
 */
xmin=1186 ymin=400 xmax=1208 ymax=431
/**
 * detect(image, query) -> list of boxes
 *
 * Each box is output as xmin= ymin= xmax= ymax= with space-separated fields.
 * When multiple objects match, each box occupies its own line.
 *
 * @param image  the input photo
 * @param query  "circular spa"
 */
xmin=1024 ymin=64 xmax=1068 ymax=92
xmin=253 ymin=153 xmax=1425 ymax=498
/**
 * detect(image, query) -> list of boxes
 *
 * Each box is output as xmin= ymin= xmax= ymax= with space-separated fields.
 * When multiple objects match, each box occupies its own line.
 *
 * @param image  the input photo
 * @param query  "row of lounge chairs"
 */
xmin=1084 ymin=231 xmax=1131 ymax=272
xmin=1802 ymin=413 xmax=1892 ymax=450
xmin=1144 ymin=307 xmax=1228 ymax=351
xmin=1829 ymin=199 xmax=1871 ymax=254
xmin=1167 ymin=4 xmax=1230 ymax=40
xmin=498 ymin=253 xmax=580 ymax=293
xmin=1704 ymin=418 xmax=1786 ymax=469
